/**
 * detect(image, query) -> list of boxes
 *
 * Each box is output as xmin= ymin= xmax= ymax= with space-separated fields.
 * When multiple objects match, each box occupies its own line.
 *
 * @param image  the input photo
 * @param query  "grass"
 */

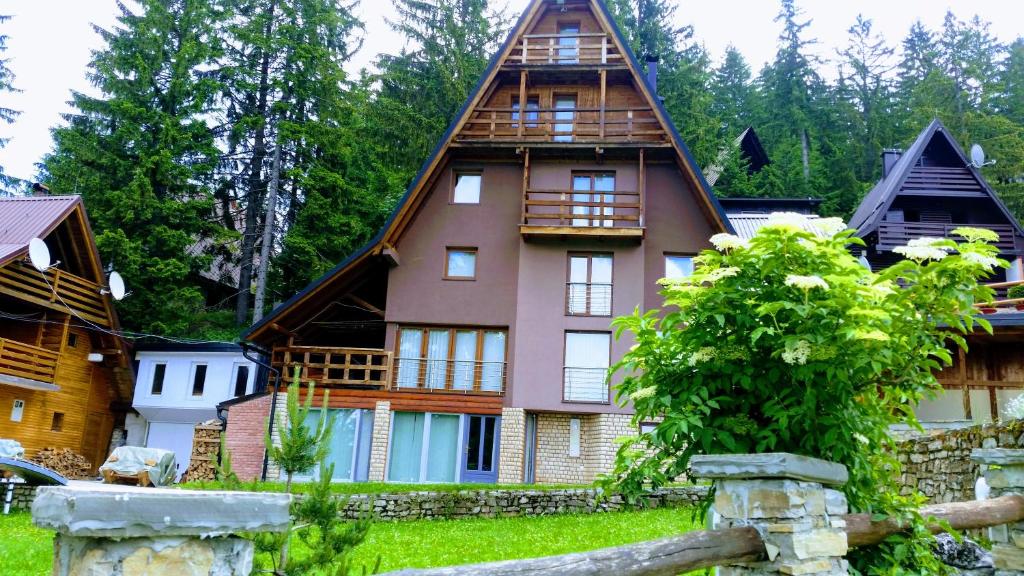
xmin=0 ymin=507 xmax=701 ymax=575
xmin=180 ymin=479 xmax=590 ymax=495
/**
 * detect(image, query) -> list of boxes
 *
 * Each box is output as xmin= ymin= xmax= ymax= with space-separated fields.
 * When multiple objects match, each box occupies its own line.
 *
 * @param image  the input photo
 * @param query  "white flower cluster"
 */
xmin=630 ymin=386 xmax=658 ymax=401
xmin=907 ymin=237 xmax=950 ymax=249
xmin=781 ymin=340 xmax=811 ymax=365
xmin=710 ymin=233 xmax=749 ymax=251
xmin=784 ymin=274 xmax=830 ymax=291
xmin=893 ymin=244 xmax=948 ymax=262
xmin=704 ymin=267 xmax=740 ymax=283
xmin=765 ymin=212 xmax=809 ymax=230
xmin=961 ymin=251 xmax=1001 ymax=270
xmin=952 ymin=226 xmax=1000 ymax=243
xmin=1004 ymin=394 xmax=1024 ymax=420
xmin=852 ymin=329 xmax=889 ymax=341
xmin=688 ymin=347 xmax=716 ymax=366
xmin=815 ymin=217 xmax=847 ymax=237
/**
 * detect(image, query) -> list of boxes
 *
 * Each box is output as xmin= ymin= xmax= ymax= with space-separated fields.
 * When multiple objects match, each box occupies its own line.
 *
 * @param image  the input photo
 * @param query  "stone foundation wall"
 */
xmin=334 ymin=485 xmax=707 ymax=521
xmin=895 ymin=420 xmax=1024 ymax=503
xmin=4 ymin=482 xmax=36 ymax=510
xmin=497 ymin=408 xmax=525 ymax=484
xmin=533 ymin=413 xmax=636 ymax=484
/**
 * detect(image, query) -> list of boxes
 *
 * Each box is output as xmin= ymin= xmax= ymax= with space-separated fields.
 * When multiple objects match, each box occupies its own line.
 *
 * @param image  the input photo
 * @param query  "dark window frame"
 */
xmin=150 ymin=363 xmax=166 ymax=396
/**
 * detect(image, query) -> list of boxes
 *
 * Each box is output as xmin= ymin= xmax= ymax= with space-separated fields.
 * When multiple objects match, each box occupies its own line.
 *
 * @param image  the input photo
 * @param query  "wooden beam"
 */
xmin=518 ymin=70 xmax=527 ymax=138
xmin=959 ymin=347 xmax=971 ymax=420
xmin=638 ymin=148 xmax=645 ymax=228
xmin=269 ymin=322 xmax=296 ymax=337
xmin=599 ymin=69 xmax=606 ymax=139
xmin=344 ymin=293 xmax=385 ymax=318
xmin=521 ymin=148 xmax=530 ymax=225
xmin=991 ymin=386 xmax=1000 ymax=422
xmin=381 ymin=244 xmax=400 ymax=267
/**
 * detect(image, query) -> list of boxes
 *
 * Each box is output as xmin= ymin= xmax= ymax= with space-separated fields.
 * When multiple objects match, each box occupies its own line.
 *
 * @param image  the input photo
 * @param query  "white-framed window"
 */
xmin=150 ymin=363 xmax=167 ymax=395
xmin=640 ymin=422 xmax=656 ymax=435
xmin=445 ymin=248 xmax=477 ymax=279
xmin=664 ymin=255 xmax=694 ymax=280
xmin=563 ymin=332 xmax=611 ymax=403
xmin=190 ymin=363 xmax=208 ymax=397
xmin=10 ymin=399 xmax=24 ymax=422
xmin=453 ymin=173 xmax=481 ymax=204
xmin=232 ymin=363 xmax=251 ymax=397
xmin=387 ymin=411 xmax=462 ymax=483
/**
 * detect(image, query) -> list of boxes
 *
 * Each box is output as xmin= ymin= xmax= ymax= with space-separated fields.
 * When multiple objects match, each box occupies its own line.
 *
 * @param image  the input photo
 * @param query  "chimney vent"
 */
xmin=645 ymin=55 xmax=660 ymax=100
xmin=31 ymin=183 xmax=50 ymax=197
xmin=881 ymin=149 xmax=902 ymax=178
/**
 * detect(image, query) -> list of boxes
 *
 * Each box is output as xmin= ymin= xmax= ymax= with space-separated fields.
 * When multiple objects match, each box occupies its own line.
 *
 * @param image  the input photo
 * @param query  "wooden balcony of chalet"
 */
xmin=0 ymin=338 xmax=59 ymax=391
xmin=877 ymin=222 xmax=1019 ymax=253
xmin=521 ymin=187 xmax=642 ymax=238
xmin=505 ymin=32 xmax=623 ymax=68
xmin=976 ymin=280 xmax=1024 ymax=313
xmin=0 ymin=261 xmax=111 ymax=326
xmin=272 ymin=346 xmax=392 ymax=389
xmin=456 ymin=104 xmax=665 ymax=145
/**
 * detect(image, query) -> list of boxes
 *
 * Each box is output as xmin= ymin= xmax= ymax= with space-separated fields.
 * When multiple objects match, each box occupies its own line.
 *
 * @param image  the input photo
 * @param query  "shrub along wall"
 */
xmin=896 ymin=420 xmax=1024 ymax=503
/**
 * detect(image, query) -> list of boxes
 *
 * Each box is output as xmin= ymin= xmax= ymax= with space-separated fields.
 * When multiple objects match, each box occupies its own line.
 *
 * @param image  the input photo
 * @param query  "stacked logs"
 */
xmin=180 ymin=419 xmax=223 ymax=483
xmin=30 ymin=448 xmax=93 ymax=479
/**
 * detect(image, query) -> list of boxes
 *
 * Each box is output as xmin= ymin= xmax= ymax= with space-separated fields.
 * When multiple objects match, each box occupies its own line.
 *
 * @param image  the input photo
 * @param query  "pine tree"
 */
xmin=709 ymin=46 xmax=755 ymax=139
xmin=43 ymin=0 xmax=227 ymax=337
xmin=0 ymin=14 xmax=21 ymax=193
xmin=994 ymin=39 xmax=1024 ymax=125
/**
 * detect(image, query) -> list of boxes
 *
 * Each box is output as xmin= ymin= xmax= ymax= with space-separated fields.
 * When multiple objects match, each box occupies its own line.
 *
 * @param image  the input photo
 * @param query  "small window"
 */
xmin=453 ymin=173 xmax=481 ymax=204
xmin=151 ymin=363 xmax=166 ymax=395
xmin=66 ymin=333 xmax=78 ymax=348
xmin=10 ymin=399 xmax=24 ymax=422
xmin=233 ymin=365 xmax=250 ymax=397
xmin=640 ymin=422 xmax=656 ymax=435
xmin=192 ymin=364 xmax=208 ymax=397
xmin=664 ymin=255 xmax=694 ymax=280
xmin=51 ymin=412 xmax=64 ymax=432
xmin=445 ymin=248 xmax=477 ymax=280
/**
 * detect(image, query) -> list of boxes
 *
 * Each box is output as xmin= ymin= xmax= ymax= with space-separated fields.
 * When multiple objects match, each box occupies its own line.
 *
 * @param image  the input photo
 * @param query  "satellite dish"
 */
xmin=28 ymin=238 xmax=51 ymax=272
xmin=108 ymin=271 xmax=126 ymax=301
xmin=970 ymin=144 xmax=986 ymax=167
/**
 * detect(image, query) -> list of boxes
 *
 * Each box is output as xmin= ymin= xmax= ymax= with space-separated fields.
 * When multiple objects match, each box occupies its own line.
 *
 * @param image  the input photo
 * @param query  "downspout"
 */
xmin=241 ymin=342 xmax=280 ymax=481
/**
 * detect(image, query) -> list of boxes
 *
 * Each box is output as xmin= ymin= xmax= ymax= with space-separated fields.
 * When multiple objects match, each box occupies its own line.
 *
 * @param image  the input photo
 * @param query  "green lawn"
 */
xmin=1 ymin=507 xmax=700 ymax=575
xmin=180 ymin=479 xmax=589 ymax=495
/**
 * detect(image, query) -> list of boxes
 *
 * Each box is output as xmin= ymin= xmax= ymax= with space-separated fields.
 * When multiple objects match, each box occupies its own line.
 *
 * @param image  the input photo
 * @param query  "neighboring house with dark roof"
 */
xmin=849 ymin=119 xmax=1024 ymax=426
xmin=232 ymin=0 xmax=732 ymax=485
xmin=0 ymin=194 xmax=133 ymax=470
xmin=719 ymin=197 xmax=831 ymax=240
xmin=704 ymin=127 xmax=771 ymax=187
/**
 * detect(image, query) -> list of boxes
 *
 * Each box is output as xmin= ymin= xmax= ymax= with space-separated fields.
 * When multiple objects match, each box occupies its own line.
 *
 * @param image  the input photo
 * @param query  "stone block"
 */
xmin=973 ymin=449 xmax=1024 ymax=467
xmin=53 ymin=534 xmax=252 ymax=576
xmin=773 ymin=529 xmax=848 ymax=560
xmin=690 ymin=453 xmax=848 ymax=486
xmin=994 ymin=544 xmax=1024 ymax=571
xmin=986 ymin=468 xmax=1024 ymax=490
xmin=824 ymin=489 xmax=848 ymax=515
xmin=715 ymin=479 xmax=826 ymax=520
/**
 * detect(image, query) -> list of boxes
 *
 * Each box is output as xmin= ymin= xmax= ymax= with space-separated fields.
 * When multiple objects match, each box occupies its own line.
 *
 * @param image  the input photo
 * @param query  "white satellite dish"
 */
xmin=970 ymin=143 xmax=986 ymax=167
xmin=27 ymin=238 xmax=51 ymax=272
xmin=107 ymin=271 xmax=126 ymax=301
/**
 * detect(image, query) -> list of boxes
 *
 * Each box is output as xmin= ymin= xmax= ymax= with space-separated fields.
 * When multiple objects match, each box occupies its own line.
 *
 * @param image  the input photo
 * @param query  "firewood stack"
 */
xmin=29 ymin=448 xmax=93 ymax=479
xmin=180 ymin=419 xmax=223 ymax=483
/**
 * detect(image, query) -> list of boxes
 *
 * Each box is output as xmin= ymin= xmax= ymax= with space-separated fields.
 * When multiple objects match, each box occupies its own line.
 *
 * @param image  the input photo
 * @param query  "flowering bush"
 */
xmin=607 ymin=214 xmax=1004 ymax=517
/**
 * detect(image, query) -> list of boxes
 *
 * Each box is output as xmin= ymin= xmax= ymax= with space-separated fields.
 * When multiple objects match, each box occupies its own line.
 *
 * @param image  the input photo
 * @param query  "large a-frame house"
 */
xmin=236 ymin=0 xmax=730 ymax=484
xmin=851 ymin=119 xmax=1024 ymax=425
xmin=0 ymin=195 xmax=133 ymax=470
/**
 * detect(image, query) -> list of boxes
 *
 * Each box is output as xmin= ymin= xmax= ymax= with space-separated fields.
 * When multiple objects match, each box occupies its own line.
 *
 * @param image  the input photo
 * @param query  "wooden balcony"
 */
xmin=455 ymin=106 xmax=666 ymax=145
xmin=506 ymin=33 xmax=623 ymax=67
xmin=976 ymin=280 xmax=1024 ymax=312
xmin=0 ymin=261 xmax=110 ymax=326
xmin=272 ymin=346 xmax=392 ymax=389
xmin=521 ymin=188 xmax=643 ymax=238
xmin=877 ymin=222 xmax=1018 ymax=253
xmin=392 ymin=357 xmax=506 ymax=395
xmin=0 ymin=338 xmax=59 ymax=391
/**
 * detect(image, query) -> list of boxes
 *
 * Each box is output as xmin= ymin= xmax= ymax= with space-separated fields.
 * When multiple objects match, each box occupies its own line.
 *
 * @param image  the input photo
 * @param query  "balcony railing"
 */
xmin=0 ymin=262 xmax=110 ymax=326
xmin=563 ymin=367 xmax=609 ymax=403
xmin=0 ymin=338 xmax=59 ymax=388
xmin=272 ymin=346 xmax=392 ymax=388
xmin=457 ymin=106 xmax=665 ymax=143
xmin=975 ymin=280 xmax=1024 ymax=312
xmin=507 ymin=33 xmax=623 ymax=66
xmin=523 ymin=189 xmax=641 ymax=231
xmin=566 ymin=282 xmax=612 ymax=316
xmin=391 ymin=358 xmax=506 ymax=395
xmin=877 ymin=221 xmax=1018 ymax=253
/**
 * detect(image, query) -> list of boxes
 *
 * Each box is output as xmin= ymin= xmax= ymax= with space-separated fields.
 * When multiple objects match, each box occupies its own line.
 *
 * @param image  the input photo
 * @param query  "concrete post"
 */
xmin=972 ymin=448 xmax=1024 ymax=573
xmin=690 ymin=453 xmax=850 ymax=575
xmin=32 ymin=483 xmax=290 ymax=576
xmin=498 ymin=407 xmax=526 ymax=484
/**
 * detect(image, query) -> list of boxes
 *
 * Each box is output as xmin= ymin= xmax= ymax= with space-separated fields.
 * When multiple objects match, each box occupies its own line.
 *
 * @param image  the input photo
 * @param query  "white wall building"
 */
xmin=128 ymin=343 xmax=257 ymax=479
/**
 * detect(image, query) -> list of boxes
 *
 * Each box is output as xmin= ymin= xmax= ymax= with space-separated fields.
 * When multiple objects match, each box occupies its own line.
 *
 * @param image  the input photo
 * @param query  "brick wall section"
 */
xmin=584 ymin=413 xmax=633 ymax=480
xmin=535 ymin=413 xmax=589 ymax=483
xmin=497 ymin=408 xmax=525 ymax=484
xmin=223 ymin=393 xmax=272 ymax=481
xmin=895 ymin=421 xmax=1024 ymax=503
xmin=367 ymin=401 xmax=391 ymax=482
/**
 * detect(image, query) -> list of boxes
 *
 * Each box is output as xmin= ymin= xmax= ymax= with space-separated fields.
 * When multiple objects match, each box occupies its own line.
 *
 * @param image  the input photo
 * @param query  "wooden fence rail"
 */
xmin=382 ymin=495 xmax=1024 ymax=576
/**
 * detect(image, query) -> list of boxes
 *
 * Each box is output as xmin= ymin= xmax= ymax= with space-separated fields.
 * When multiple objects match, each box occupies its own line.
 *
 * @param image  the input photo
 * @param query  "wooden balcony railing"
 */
xmin=976 ymin=279 xmax=1024 ymax=311
xmin=877 ymin=221 xmax=1018 ymax=252
xmin=392 ymin=358 xmax=506 ymax=395
xmin=0 ymin=262 xmax=110 ymax=326
xmin=272 ymin=346 xmax=392 ymax=388
xmin=457 ymin=106 xmax=665 ymax=144
xmin=507 ymin=33 xmax=623 ymax=66
xmin=0 ymin=338 xmax=59 ymax=387
xmin=523 ymin=189 xmax=642 ymax=234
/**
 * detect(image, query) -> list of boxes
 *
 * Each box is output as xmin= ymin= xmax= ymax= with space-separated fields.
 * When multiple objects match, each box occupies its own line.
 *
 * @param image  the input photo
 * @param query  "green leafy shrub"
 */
xmin=604 ymin=215 xmax=1005 ymax=573
xmin=1007 ymin=283 xmax=1024 ymax=300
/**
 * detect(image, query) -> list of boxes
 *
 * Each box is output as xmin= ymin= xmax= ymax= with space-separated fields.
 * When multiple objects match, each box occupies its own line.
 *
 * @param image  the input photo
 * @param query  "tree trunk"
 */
xmin=801 ymin=128 xmax=810 ymax=181
xmin=253 ymin=142 xmax=281 ymax=324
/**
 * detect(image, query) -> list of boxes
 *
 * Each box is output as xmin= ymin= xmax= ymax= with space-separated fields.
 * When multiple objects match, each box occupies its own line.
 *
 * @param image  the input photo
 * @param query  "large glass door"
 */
xmin=461 ymin=415 xmax=500 ymax=483
xmin=553 ymin=96 xmax=576 ymax=142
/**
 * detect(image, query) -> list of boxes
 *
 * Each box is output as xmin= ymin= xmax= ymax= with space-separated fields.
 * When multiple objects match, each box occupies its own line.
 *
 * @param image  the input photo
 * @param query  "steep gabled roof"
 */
xmin=245 ymin=0 xmax=732 ymax=342
xmin=850 ymin=119 xmax=1024 ymax=240
xmin=704 ymin=127 xmax=770 ymax=186
xmin=0 ymin=196 xmax=82 ymax=268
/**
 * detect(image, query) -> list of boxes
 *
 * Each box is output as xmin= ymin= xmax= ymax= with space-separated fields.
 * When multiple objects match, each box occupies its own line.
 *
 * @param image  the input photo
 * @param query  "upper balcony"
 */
xmin=504 ymin=32 xmax=623 ymax=68
xmin=521 ymin=187 xmax=643 ymax=238
xmin=877 ymin=221 xmax=1019 ymax=253
xmin=0 ymin=337 xmax=59 ymax=391
xmin=455 ymin=105 xmax=666 ymax=146
xmin=0 ymin=261 xmax=111 ymax=326
xmin=272 ymin=346 xmax=392 ymax=389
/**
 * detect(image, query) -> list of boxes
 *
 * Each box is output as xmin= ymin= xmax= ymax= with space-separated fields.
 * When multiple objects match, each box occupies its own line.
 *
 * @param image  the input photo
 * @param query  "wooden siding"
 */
xmin=0 ymin=261 xmax=110 ymax=326
xmin=0 ymin=338 xmax=59 ymax=385
xmin=284 ymin=385 xmax=503 ymax=415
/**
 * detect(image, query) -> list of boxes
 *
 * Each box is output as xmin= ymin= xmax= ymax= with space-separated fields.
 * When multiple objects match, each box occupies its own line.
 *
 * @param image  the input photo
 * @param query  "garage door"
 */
xmin=145 ymin=422 xmax=194 ymax=480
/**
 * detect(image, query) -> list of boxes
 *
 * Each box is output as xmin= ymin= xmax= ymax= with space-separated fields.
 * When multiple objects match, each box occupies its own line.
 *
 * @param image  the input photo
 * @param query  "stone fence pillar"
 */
xmin=972 ymin=448 xmax=1024 ymax=574
xmin=691 ymin=453 xmax=850 ymax=575
xmin=32 ymin=483 xmax=291 ymax=576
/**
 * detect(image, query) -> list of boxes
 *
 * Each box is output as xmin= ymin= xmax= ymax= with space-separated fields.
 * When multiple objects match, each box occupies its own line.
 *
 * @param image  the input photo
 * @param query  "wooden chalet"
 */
xmin=0 ymin=195 xmax=132 ymax=469
xmin=851 ymin=119 xmax=1024 ymax=423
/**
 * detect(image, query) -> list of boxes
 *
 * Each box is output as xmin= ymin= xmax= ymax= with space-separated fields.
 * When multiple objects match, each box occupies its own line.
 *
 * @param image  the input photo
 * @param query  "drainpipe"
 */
xmin=241 ymin=342 xmax=280 ymax=481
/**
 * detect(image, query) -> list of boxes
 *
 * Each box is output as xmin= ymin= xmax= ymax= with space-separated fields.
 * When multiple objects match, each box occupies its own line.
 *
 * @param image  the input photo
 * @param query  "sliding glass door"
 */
xmin=387 ymin=412 xmax=501 ymax=483
xmin=300 ymin=408 xmax=371 ymax=482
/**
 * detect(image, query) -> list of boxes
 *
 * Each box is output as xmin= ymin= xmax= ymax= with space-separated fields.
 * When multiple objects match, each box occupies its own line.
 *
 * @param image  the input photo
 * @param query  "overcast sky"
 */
xmin=1 ymin=0 xmax=1022 ymax=184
